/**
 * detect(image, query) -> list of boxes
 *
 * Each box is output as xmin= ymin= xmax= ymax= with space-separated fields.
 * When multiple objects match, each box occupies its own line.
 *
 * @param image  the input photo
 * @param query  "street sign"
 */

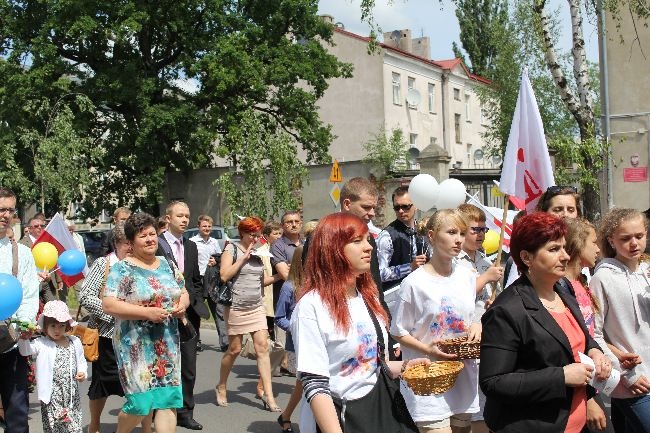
xmin=329 ymin=183 xmax=341 ymax=207
xmin=329 ymin=159 xmax=342 ymax=183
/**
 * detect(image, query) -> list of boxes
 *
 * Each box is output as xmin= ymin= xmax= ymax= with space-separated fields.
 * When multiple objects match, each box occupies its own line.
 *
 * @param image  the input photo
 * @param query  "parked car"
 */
xmin=77 ymin=229 xmax=110 ymax=266
xmin=182 ymin=225 xmax=239 ymax=250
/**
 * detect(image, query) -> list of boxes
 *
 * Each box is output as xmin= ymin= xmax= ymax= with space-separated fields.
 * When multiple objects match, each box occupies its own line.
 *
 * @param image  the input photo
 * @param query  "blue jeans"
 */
xmin=612 ymin=394 xmax=650 ymax=433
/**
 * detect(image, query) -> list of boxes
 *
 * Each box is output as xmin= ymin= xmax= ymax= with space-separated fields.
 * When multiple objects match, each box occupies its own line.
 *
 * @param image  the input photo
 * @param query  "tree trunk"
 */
xmin=535 ymin=0 xmax=601 ymax=220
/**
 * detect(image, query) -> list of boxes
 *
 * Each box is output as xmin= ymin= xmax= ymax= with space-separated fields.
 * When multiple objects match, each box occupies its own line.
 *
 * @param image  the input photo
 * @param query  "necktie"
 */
xmin=175 ymin=239 xmax=184 ymax=273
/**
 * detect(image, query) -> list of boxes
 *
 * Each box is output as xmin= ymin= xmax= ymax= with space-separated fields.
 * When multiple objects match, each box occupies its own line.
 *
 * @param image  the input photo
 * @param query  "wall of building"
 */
xmin=164 ymin=161 xmax=374 ymax=225
xmin=315 ymin=30 xmax=386 ymax=163
xmin=606 ymin=12 xmax=650 ymax=210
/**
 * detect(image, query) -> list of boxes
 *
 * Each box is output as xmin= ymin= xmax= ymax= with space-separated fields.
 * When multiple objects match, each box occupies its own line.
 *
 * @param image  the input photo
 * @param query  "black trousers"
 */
xmin=177 ymin=307 xmax=200 ymax=421
xmin=0 ymin=348 xmax=29 ymax=433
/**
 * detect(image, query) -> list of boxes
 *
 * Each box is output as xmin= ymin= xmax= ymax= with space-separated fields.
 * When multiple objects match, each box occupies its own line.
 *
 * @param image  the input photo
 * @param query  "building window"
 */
xmin=428 ymin=83 xmax=435 ymax=112
xmin=408 ymin=77 xmax=415 ymax=90
xmin=409 ymin=133 xmax=418 ymax=148
xmin=454 ymin=113 xmax=462 ymax=143
xmin=392 ymin=73 xmax=401 ymax=105
xmin=454 ymin=88 xmax=461 ymax=101
xmin=465 ymin=94 xmax=471 ymax=122
xmin=481 ymin=105 xmax=488 ymax=125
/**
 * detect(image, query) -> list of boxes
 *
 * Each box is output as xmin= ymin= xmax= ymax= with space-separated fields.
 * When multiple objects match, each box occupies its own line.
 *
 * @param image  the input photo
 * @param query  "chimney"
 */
xmin=320 ymin=14 xmax=334 ymax=24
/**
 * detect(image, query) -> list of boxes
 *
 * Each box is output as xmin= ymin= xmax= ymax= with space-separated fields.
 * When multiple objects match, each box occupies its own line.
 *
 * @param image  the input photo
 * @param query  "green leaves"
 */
xmin=215 ymin=110 xmax=307 ymax=224
xmin=1 ymin=0 xmax=348 ymax=216
xmin=363 ymin=127 xmax=409 ymax=178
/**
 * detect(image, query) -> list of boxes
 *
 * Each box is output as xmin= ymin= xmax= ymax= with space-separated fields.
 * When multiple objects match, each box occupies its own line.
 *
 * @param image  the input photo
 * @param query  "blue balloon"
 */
xmin=57 ymin=250 xmax=86 ymax=276
xmin=0 ymin=273 xmax=23 ymax=321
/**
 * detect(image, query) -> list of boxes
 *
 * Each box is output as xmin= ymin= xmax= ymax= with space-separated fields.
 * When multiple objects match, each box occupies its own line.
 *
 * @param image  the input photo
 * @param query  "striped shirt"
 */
xmin=79 ymin=255 xmax=117 ymax=338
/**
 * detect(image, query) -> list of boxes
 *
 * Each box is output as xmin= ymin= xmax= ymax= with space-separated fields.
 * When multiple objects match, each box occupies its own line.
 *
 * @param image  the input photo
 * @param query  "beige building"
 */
xmin=318 ymin=19 xmax=496 ymax=170
xmin=604 ymin=11 xmax=650 ymax=210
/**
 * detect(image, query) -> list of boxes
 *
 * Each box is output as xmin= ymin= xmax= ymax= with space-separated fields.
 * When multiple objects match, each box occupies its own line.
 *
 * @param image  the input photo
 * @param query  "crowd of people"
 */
xmin=0 ymin=177 xmax=649 ymax=433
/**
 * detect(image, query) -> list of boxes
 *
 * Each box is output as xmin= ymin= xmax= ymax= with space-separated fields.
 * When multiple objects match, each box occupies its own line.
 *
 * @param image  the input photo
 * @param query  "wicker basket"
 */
xmin=438 ymin=336 xmax=480 ymax=359
xmin=402 ymin=361 xmax=465 ymax=395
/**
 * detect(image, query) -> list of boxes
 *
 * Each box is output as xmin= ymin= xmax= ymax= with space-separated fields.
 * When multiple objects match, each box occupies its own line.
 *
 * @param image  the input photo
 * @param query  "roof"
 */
xmin=333 ymin=27 xmax=491 ymax=85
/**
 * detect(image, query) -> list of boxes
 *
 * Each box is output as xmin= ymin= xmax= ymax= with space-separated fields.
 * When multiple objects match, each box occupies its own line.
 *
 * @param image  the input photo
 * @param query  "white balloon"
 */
xmin=436 ymin=178 xmax=466 ymax=209
xmin=408 ymin=174 xmax=439 ymax=211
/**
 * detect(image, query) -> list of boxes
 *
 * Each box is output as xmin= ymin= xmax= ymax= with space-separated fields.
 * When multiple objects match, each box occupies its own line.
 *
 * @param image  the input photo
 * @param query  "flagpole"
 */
xmin=495 ymin=194 xmax=508 ymax=268
xmin=489 ymin=194 xmax=509 ymax=304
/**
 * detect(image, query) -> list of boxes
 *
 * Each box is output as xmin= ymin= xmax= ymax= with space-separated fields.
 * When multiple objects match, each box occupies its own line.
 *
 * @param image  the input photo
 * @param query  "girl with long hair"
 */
xmin=392 ymin=209 xmax=482 ymax=433
xmin=292 ymin=212 xmax=427 ymax=433
xmin=564 ymin=218 xmax=614 ymax=432
xmin=590 ymin=208 xmax=650 ymax=433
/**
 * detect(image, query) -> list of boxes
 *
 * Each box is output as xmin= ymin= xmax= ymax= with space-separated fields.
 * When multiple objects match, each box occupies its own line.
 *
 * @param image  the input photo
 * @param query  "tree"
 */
xmin=362 ymin=126 xmax=410 ymax=177
xmin=531 ymin=0 xmax=606 ymax=218
xmin=452 ymin=0 xmax=509 ymax=78
xmin=0 ymin=1 xmax=352 ymax=215
xmin=18 ymin=94 xmax=98 ymax=213
xmin=215 ymin=110 xmax=307 ymax=224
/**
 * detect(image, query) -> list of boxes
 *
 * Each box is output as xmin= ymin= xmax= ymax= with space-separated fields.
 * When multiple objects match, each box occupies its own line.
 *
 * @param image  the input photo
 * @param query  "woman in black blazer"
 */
xmin=480 ymin=212 xmax=612 ymax=433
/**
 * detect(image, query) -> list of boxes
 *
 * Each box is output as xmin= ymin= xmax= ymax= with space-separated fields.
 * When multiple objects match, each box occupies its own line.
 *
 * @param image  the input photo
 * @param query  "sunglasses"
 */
xmin=30 ymin=224 xmax=45 ymax=228
xmin=545 ymin=185 xmax=577 ymax=195
xmin=470 ymin=226 xmax=490 ymax=234
xmin=393 ymin=204 xmax=414 ymax=212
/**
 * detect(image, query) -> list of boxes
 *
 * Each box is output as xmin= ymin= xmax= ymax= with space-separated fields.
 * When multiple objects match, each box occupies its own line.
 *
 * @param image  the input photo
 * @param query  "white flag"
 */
xmin=499 ymin=69 xmax=555 ymax=213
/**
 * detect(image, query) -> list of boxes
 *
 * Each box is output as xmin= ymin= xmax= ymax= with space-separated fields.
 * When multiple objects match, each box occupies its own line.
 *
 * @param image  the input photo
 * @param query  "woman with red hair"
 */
xmin=215 ymin=217 xmax=282 ymax=411
xmin=292 ymin=212 xmax=427 ymax=433
xmin=480 ymin=212 xmax=612 ymax=433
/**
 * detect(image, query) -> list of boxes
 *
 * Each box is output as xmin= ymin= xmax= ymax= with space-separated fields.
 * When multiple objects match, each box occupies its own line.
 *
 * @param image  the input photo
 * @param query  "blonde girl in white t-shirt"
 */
xmin=291 ymin=212 xmax=429 ymax=433
xmin=391 ymin=209 xmax=482 ymax=433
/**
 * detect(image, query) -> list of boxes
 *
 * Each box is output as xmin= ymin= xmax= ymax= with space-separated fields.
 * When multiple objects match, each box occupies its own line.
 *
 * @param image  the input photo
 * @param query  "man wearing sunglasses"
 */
xmin=20 ymin=216 xmax=63 ymax=303
xmin=377 ymin=186 xmax=430 ymax=309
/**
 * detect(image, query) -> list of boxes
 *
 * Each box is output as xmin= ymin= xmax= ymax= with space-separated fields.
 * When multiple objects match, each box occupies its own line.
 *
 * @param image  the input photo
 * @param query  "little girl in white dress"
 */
xmin=18 ymin=300 xmax=87 ymax=433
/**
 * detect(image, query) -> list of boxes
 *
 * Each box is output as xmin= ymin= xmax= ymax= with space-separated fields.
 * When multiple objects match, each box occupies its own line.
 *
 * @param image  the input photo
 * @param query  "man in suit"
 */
xmin=156 ymin=201 xmax=209 ymax=430
xmin=20 ymin=215 xmax=62 ymax=302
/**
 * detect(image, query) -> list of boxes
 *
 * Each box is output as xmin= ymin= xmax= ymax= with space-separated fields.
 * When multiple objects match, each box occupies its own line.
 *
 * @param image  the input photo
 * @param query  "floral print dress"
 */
xmin=104 ymin=258 xmax=184 ymax=415
xmin=41 ymin=341 xmax=82 ymax=433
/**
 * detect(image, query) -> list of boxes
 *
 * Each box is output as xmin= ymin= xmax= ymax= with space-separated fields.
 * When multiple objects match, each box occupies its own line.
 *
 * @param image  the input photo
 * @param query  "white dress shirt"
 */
xmin=189 ymin=234 xmax=222 ymax=276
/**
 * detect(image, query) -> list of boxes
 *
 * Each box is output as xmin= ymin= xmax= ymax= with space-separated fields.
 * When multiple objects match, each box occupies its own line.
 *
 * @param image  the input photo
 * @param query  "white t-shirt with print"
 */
xmin=291 ymin=290 xmax=388 ymax=433
xmin=390 ymin=265 xmax=479 ymax=422
xmin=455 ymin=249 xmax=494 ymax=310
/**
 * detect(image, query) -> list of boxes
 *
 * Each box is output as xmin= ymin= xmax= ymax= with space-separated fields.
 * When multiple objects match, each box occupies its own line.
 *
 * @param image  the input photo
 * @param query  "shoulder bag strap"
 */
xmin=362 ymin=298 xmax=386 ymax=362
xmin=11 ymin=239 xmax=18 ymax=277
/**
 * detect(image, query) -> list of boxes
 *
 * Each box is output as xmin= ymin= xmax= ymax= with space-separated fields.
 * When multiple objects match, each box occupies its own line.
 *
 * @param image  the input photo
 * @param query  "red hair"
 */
xmin=510 ymin=212 xmax=567 ymax=272
xmin=238 ymin=216 xmax=264 ymax=235
xmin=300 ymin=213 xmax=388 ymax=333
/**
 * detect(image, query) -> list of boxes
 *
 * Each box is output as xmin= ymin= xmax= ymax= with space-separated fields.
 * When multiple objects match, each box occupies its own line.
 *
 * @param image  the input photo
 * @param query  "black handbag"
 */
xmin=214 ymin=244 xmax=237 ymax=306
xmin=317 ymin=301 xmax=418 ymax=433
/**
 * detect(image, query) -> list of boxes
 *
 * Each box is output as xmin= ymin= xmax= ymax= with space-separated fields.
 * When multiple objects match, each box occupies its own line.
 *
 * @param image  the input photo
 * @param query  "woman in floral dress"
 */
xmin=103 ymin=213 xmax=190 ymax=433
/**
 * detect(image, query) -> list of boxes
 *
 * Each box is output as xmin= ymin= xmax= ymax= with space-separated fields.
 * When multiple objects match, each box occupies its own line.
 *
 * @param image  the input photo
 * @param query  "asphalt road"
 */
xmin=26 ymin=328 xmax=301 ymax=433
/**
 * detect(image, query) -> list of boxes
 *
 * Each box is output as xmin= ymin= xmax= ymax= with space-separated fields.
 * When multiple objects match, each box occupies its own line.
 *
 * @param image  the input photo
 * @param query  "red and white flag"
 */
xmin=35 ymin=213 xmax=88 ymax=286
xmin=499 ymin=69 xmax=555 ymax=213
xmin=466 ymin=194 xmax=519 ymax=252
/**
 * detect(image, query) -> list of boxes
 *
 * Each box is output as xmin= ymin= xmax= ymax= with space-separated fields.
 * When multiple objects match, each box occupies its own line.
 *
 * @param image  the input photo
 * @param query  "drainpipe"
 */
xmin=597 ymin=0 xmax=613 ymax=209
xmin=441 ymin=70 xmax=450 ymax=152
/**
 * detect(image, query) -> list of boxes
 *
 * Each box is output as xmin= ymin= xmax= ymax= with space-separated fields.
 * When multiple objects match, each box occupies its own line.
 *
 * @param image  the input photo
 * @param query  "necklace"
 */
xmin=540 ymin=296 xmax=565 ymax=312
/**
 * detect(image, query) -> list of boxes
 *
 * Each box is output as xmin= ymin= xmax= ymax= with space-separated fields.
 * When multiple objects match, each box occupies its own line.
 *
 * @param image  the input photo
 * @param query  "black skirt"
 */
xmin=87 ymin=336 xmax=124 ymax=399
